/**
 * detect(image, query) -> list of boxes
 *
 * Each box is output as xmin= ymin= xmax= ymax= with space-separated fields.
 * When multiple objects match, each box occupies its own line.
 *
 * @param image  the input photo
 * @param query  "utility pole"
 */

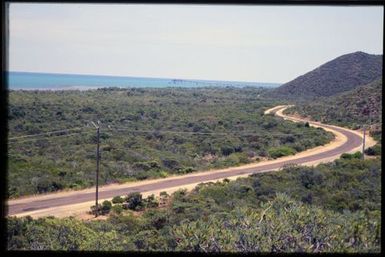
xmin=362 ymin=126 xmax=366 ymax=160
xmin=91 ymin=121 xmax=100 ymax=217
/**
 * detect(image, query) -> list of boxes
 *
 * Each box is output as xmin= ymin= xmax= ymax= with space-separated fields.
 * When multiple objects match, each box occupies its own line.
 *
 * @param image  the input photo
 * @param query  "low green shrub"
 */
xmin=341 ymin=151 xmax=363 ymax=159
xmin=112 ymin=195 xmax=124 ymax=204
xmin=111 ymin=204 xmax=123 ymax=214
xmin=268 ymin=146 xmax=296 ymax=159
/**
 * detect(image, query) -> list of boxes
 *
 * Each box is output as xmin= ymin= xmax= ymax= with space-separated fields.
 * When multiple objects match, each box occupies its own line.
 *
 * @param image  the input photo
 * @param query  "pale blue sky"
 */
xmin=8 ymin=4 xmax=383 ymax=83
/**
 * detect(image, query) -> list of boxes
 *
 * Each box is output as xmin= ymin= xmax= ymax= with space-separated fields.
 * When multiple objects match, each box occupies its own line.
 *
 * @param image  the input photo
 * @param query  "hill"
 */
xmin=269 ymin=51 xmax=382 ymax=99
xmin=285 ymin=78 xmax=382 ymax=130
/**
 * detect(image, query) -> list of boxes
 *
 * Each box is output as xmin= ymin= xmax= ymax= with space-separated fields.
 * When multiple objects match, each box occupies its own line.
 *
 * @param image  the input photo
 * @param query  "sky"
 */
xmin=8 ymin=4 xmax=384 ymax=83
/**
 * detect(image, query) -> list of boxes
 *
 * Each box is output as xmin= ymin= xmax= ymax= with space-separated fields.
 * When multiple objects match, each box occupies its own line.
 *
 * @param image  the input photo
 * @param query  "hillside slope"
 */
xmin=285 ymin=78 xmax=382 ymax=130
xmin=269 ymin=51 xmax=382 ymax=99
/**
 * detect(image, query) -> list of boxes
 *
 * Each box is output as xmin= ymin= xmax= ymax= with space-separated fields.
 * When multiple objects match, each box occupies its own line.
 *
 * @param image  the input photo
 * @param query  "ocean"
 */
xmin=7 ymin=72 xmax=281 ymax=90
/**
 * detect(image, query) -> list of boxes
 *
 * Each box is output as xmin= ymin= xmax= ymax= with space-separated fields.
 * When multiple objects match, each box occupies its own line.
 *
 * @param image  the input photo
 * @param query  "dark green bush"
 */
xmin=124 ymin=192 xmax=144 ymax=211
xmin=112 ymin=195 xmax=124 ymax=204
xmin=90 ymin=204 xmax=102 ymax=216
xmin=365 ymin=144 xmax=381 ymax=156
xmin=101 ymin=200 xmax=112 ymax=214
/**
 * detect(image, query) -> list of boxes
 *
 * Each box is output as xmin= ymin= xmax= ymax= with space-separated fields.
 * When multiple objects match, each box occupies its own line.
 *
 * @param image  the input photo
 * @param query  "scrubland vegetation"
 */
xmin=7 ymin=156 xmax=381 ymax=252
xmin=8 ymin=87 xmax=333 ymax=197
xmin=284 ymin=78 xmax=382 ymax=130
xmin=7 ymin=82 xmax=381 ymax=252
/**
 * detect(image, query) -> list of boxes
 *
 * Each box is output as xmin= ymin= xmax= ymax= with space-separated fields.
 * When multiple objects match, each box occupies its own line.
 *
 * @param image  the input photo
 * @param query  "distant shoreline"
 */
xmin=7 ymin=71 xmax=281 ymax=90
xmin=7 ymin=86 xmax=276 ymax=91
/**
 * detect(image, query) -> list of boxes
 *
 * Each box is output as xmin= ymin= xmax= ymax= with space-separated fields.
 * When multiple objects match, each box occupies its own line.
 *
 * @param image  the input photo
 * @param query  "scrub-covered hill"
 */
xmin=269 ymin=51 xmax=382 ymax=100
xmin=285 ymin=78 xmax=382 ymax=129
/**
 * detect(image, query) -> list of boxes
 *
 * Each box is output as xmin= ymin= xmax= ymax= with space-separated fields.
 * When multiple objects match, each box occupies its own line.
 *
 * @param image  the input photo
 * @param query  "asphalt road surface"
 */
xmin=7 ymin=106 xmax=363 ymax=216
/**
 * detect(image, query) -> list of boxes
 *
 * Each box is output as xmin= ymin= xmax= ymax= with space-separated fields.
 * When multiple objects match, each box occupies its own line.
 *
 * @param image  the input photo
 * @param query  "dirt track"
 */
xmin=7 ymin=105 xmax=375 ymax=219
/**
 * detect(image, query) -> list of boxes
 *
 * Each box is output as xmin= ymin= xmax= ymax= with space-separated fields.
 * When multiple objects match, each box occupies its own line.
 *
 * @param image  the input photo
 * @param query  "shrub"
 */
xmin=144 ymin=194 xmax=159 ymax=208
xmin=124 ymin=192 xmax=144 ymax=211
xmin=159 ymin=191 xmax=169 ymax=206
xmin=134 ymin=171 xmax=150 ymax=180
xmin=341 ymin=151 xmax=363 ymax=160
xmin=159 ymin=191 xmax=169 ymax=197
xmin=158 ymin=171 xmax=168 ymax=178
xmin=221 ymin=146 xmax=234 ymax=156
xmin=162 ymin=159 xmax=180 ymax=171
xmin=177 ymin=167 xmax=196 ymax=174
xmin=299 ymin=169 xmax=325 ymax=189
xmin=90 ymin=204 xmax=102 ymax=216
xmin=268 ymin=146 xmax=296 ymax=159
xmin=101 ymin=200 xmax=112 ymax=215
xmin=132 ymin=161 xmax=160 ymax=171
xmin=112 ymin=196 xmax=124 ymax=204
xmin=365 ymin=144 xmax=381 ymax=156
xmin=145 ymin=210 xmax=168 ymax=230
xmin=111 ymin=204 xmax=123 ymax=214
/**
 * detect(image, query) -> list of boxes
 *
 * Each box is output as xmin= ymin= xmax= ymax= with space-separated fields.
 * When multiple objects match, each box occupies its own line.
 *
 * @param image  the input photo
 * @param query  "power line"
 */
xmin=109 ymin=128 xmax=229 ymax=135
xmin=7 ymin=121 xmax=309 ymax=146
xmin=8 ymin=130 xmax=94 ymax=145
xmin=105 ymin=126 xmax=303 ymax=137
xmin=9 ymin=127 xmax=90 ymax=141
xmin=8 ymin=115 xmax=309 ymax=142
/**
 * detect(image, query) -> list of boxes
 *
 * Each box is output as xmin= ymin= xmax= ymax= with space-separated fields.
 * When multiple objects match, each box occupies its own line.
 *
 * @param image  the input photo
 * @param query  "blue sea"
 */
xmin=7 ymin=71 xmax=281 ymax=90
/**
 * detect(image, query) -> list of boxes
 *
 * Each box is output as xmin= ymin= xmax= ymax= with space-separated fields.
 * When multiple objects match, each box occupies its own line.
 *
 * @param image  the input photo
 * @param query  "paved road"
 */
xmin=7 ymin=106 xmax=363 ymax=216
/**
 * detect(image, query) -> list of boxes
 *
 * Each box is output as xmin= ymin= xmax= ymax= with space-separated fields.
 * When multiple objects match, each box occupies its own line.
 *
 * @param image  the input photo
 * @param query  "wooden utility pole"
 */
xmin=362 ymin=126 xmax=366 ymax=160
xmin=91 ymin=121 xmax=100 ymax=217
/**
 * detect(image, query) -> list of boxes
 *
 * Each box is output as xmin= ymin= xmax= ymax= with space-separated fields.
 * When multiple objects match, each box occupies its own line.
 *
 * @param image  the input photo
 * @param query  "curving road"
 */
xmin=7 ymin=105 xmax=367 ymax=218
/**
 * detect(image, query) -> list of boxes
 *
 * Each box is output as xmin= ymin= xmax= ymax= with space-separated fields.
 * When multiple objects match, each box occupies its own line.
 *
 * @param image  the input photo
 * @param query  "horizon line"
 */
xmin=7 ymin=70 xmax=283 ymax=85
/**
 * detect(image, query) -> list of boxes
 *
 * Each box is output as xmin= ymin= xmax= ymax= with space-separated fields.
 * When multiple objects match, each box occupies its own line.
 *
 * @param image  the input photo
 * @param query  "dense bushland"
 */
xmin=7 ymin=157 xmax=381 ymax=252
xmin=8 ymin=87 xmax=333 ymax=197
